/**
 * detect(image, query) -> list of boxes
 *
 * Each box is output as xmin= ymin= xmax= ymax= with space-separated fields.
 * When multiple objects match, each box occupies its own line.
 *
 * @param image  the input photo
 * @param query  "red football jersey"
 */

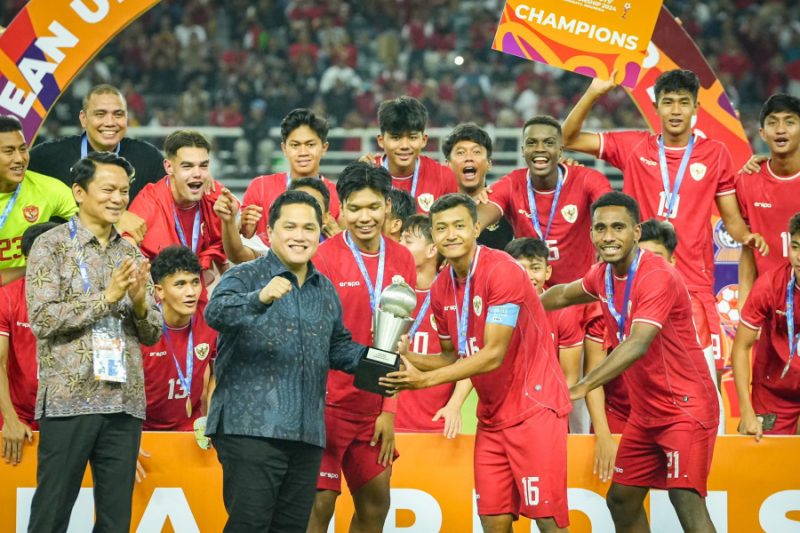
xmin=488 ymin=164 xmax=611 ymax=285
xmin=395 ymin=289 xmax=453 ymax=432
xmin=140 ymin=311 xmax=217 ymax=431
xmin=546 ymin=305 xmax=584 ymax=352
xmin=736 ymin=161 xmax=800 ymax=275
xmin=0 ymin=279 xmax=37 ymax=427
xmin=583 ymin=302 xmax=629 ymax=418
xmin=314 ymin=231 xmax=417 ymax=419
xmin=375 ymin=154 xmax=458 ymax=213
xmin=599 ymin=131 xmax=736 ymax=292
xmin=739 ymin=264 xmax=800 ymax=398
xmin=242 ymin=172 xmax=341 ymax=237
xmin=431 ymin=246 xmax=571 ymax=430
xmin=581 ymin=250 xmax=719 ymax=427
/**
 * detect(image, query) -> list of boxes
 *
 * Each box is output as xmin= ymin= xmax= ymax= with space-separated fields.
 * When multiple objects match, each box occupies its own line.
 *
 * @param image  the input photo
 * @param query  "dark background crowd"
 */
xmin=2 ymin=0 xmax=798 ymax=172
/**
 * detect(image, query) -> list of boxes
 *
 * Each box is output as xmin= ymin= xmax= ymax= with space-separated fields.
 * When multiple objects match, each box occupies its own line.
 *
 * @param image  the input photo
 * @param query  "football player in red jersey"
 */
xmin=307 ymin=162 xmax=416 ymax=533
xmin=382 ymin=194 xmax=571 ymax=533
xmin=372 ymin=96 xmax=458 ymax=213
xmin=479 ymin=115 xmax=612 ymax=286
xmin=542 ymin=192 xmax=719 ymax=532
xmin=141 ymin=246 xmax=216 ymax=431
xmin=734 ymin=212 xmax=800 ymax=438
xmin=563 ymin=69 xmax=767 ymax=373
xmin=737 ymin=94 xmax=800 ymax=307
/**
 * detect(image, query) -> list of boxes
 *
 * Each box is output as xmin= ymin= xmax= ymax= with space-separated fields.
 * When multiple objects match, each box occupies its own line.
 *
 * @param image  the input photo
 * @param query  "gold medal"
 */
xmin=186 ymin=397 xmax=192 ymax=418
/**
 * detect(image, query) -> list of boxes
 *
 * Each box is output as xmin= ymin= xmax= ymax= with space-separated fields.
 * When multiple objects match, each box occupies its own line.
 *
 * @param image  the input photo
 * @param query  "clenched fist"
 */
xmin=258 ymin=276 xmax=293 ymax=305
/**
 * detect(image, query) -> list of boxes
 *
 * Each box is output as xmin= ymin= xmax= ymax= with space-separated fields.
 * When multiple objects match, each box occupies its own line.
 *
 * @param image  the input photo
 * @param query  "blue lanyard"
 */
xmin=161 ymin=316 xmax=195 ymax=401
xmin=409 ymin=291 xmax=431 ymax=338
xmin=450 ymin=250 xmax=477 ymax=355
xmin=526 ymin=165 xmax=563 ymax=241
xmin=285 ymin=172 xmax=292 ymax=191
xmin=0 ymin=183 xmax=21 ymax=232
xmin=605 ymin=249 xmax=641 ymax=342
xmin=172 ymin=206 xmax=201 ymax=253
xmin=68 ymin=217 xmax=93 ymax=294
xmin=782 ymin=274 xmax=799 ymax=379
xmin=657 ymin=135 xmax=694 ymax=220
xmin=382 ymin=156 xmax=421 ymax=198
xmin=80 ymin=133 xmax=121 ymax=158
xmin=345 ymin=231 xmax=385 ymax=315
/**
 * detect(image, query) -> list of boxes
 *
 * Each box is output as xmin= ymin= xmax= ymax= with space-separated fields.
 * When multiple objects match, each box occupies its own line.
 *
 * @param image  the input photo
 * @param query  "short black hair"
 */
xmin=71 ymin=151 xmax=135 ymax=190
xmin=759 ymin=93 xmax=800 ymax=127
xmin=639 ymin=218 xmax=678 ymax=254
xmin=164 ymin=130 xmax=211 ymax=158
xmin=0 ymin=115 xmax=23 ymax=134
xmin=590 ymin=192 xmax=640 ymax=225
xmin=378 ymin=96 xmax=428 ymax=135
xmin=268 ymin=190 xmax=323 ymax=229
xmin=429 ymin=193 xmax=478 ymax=224
xmin=21 ymin=222 xmax=60 ymax=257
xmin=522 ymin=115 xmax=562 ymax=137
xmin=336 ymin=161 xmax=392 ymax=204
xmin=290 ymin=177 xmax=330 ymax=211
xmin=790 ymin=212 xmax=800 ymax=238
xmin=654 ymin=69 xmax=699 ymax=102
xmin=82 ymin=84 xmax=125 ymax=111
xmin=442 ymin=123 xmax=493 ymax=159
xmin=402 ymin=214 xmax=433 ymax=243
xmin=151 ymin=246 xmax=202 ymax=284
xmin=280 ymin=108 xmax=329 ymax=143
xmin=387 ymin=188 xmax=415 ymax=224
xmin=504 ymin=237 xmax=549 ymax=263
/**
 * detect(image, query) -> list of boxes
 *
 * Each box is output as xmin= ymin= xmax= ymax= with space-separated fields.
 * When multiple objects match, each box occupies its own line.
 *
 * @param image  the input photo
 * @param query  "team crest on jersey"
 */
xmin=22 ymin=205 xmax=40 ymax=223
xmin=473 ymin=295 xmax=483 ymax=316
xmin=690 ymin=163 xmax=706 ymax=181
xmin=561 ymin=204 xmax=578 ymax=224
xmin=417 ymin=193 xmax=435 ymax=213
xmin=195 ymin=343 xmax=210 ymax=361
xmin=430 ymin=314 xmax=437 ymax=331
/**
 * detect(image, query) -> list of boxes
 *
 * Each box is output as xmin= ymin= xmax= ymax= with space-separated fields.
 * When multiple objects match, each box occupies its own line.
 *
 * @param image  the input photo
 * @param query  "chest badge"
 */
xmin=690 ymin=162 xmax=706 ymax=181
xmin=195 ymin=343 xmax=210 ymax=361
xmin=561 ymin=204 xmax=578 ymax=224
xmin=473 ymin=295 xmax=483 ymax=317
xmin=417 ymin=193 xmax=434 ymax=213
xmin=23 ymin=205 xmax=40 ymax=223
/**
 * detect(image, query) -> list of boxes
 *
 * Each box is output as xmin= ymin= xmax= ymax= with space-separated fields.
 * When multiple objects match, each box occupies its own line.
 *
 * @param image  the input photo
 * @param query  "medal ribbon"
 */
xmin=409 ymin=292 xmax=431 ymax=338
xmin=526 ymin=165 xmax=563 ymax=241
xmin=0 ymin=183 xmax=21 ymax=232
xmin=345 ymin=231 xmax=385 ymax=315
xmin=657 ymin=134 xmax=694 ymax=219
xmin=450 ymin=248 xmax=478 ymax=355
xmin=162 ymin=314 xmax=195 ymax=408
xmin=782 ymin=274 xmax=799 ymax=379
xmin=382 ymin=156 xmax=421 ymax=198
xmin=605 ymin=249 xmax=641 ymax=342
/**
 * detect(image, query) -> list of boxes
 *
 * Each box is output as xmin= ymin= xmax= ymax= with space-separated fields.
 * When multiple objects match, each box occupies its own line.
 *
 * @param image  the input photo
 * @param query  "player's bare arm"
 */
xmin=562 ymin=76 xmax=618 ymax=156
xmin=403 ymin=337 xmax=459 ymax=372
xmin=738 ymin=246 xmax=757 ymax=309
xmin=540 ymin=279 xmax=597 ymax=311
xmin=570 ymin=322 xmax=660 ymax=401
xmin=583 ymin=338 xmax=618 ymax=482
xmin=0 ymin=336 xmax=33 ymax=465
xmin=731 ymin=323 xmax=763 ymax=441
xmin=476 ymin=202 xmax=501 ymax=232
xmin=381 ymin=322 xmax=515 ymax=391
xmin=716 ymin=194 xmax=769 ymax=255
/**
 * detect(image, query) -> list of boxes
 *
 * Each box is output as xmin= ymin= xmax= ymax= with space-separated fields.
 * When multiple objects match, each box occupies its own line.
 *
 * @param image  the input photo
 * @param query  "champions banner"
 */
xmin=492 ymin=0 xmax=663 ymax=89
xmin=0 ymin=0 xmax=159 ymax=143
xmin=2 ymin=433 xmax=799 ymax=532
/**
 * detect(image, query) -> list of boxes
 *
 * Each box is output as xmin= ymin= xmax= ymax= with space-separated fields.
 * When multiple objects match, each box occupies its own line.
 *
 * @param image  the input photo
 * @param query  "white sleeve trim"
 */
xmin=715 ymin=189 xmax=736 ymax=197
xmin=632 ymin=318 xmax=663 ymax=329
xmin=598 ymin=132 xmax=606 ymax=159
xmin=585 ymin=333 xmax=604 ymax=343
xmin=0 ymin=331 xmax=9 ymax=337
xmin=437 ymin=334 xmax=452 ymax=340
xmin=558 ymin=340 xmax=584 ymax=349
xmin=739 ymin=318 xmax=762 ymax=332
xmin=487 ymin=199 xmax=505 ymax=217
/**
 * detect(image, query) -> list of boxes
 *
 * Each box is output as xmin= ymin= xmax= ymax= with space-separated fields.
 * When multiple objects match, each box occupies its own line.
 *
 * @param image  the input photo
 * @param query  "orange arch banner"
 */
xmin=0 ymin=0 xmax=159 ymax=142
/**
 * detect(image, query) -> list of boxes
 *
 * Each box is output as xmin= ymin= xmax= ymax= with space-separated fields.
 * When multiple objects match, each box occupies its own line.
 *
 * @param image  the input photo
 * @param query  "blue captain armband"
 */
xmin=486 ymin=303 xmax=520 ymax=328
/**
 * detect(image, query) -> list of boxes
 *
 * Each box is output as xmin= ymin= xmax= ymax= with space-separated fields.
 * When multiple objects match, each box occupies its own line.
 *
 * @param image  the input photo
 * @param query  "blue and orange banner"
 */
xmin=0 ymin=0 xmax=159 ymax=142
xmin=493 ymin=0 xmax=663 ymax=89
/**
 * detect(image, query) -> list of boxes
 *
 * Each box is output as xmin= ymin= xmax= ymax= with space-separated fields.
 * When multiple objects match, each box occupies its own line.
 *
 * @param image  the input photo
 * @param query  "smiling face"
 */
xmin=591 ymin=205 xmax=641 ymax=266
xmin=515 ymin=255 xmax=551 ymax=292
xmin=654 ymin=90 xmax=697 ymax=141
xmin=341 ymin=187 xmax=388 ymax=250
xmin=448 ymin=139 xmax=492 ymax=195
xmin=760 ymin=111 xmax=800 ymax=157
xmin=0 ymin=130 xmax=29 ymax=191
xmin=72 ymin=163 xmax=131 ymax=226
xmin=377 ymin=130 xmax=428 ymax=174
xmin=165 ymin=146 xmax=210 ymax=206
xmin=267 ymin=202 xmax=321 ymax=271
xmin=282 ymin=125 xmax=328 ymax=178
xmin=430 ymin=204 xmax=480 ymax=263
xmin=522 ymin=123 xmax=562 ymax=179
xmin=79 ymin=92 xmax=128 ymax=152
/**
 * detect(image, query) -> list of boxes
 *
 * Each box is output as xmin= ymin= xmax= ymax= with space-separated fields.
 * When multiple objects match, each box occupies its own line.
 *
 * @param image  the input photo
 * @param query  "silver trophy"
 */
xmin=355 ymin=281 xmax=417 ymax=395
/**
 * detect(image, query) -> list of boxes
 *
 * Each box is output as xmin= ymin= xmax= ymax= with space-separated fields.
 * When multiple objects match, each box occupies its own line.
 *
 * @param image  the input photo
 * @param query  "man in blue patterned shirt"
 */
xmin=205 ymin=190 xmax=367 ymax=532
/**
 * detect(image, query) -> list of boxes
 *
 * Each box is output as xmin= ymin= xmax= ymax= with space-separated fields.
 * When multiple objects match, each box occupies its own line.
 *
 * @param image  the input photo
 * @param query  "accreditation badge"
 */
xmin=92 ymin=316 xmax=127 ymax=382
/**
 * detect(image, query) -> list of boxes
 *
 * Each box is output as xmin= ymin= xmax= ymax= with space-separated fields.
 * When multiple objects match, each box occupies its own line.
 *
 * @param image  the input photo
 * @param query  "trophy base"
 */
xmin=354 ymin=347 xmax=400 ymax=397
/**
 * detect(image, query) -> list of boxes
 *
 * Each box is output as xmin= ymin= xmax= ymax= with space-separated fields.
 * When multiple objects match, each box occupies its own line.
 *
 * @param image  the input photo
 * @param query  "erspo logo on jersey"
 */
xmin=0 ymin=0 xmax=159 ymax=142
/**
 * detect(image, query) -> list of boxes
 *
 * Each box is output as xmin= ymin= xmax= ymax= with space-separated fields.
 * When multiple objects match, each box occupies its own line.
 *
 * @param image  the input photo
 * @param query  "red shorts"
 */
xmin=317 ymin=409 xmax=398 ymax=493
xmin=752 ymin=384 xmax=800 ymax=435
xmin=613 ymin=418 xmax=716 ymax=497
xmin=606 ymin=406 xmax=628 ymax=434
xmin=689 ymin=291 xmax=723 ymax=369
xmin=474 ymin=409 xmax=569 ymax=527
